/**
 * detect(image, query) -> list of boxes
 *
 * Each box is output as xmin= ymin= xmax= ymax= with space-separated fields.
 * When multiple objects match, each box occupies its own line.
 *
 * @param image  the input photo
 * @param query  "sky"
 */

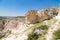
xmin=0 ymin=0 xmax=60 ymax=16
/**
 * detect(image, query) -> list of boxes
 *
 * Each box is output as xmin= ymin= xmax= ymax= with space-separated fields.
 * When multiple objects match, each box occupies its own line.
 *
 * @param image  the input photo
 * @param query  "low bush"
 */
xmin=27 ymin=25 xmax=49 ymax=40
xmin=53 ymin=28 xmax=60 ymax=40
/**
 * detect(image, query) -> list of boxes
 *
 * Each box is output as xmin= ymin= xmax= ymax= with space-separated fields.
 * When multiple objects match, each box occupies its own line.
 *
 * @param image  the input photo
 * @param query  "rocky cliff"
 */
xmin=25 ymin=7 xmax=58 ymax=24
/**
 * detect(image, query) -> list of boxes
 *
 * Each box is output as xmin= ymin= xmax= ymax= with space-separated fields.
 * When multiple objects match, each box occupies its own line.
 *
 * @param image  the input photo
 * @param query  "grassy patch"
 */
xmin=27 ymin=23 xmax=49 ymax=40
xmin=27 ymin=32 xmax=39 ymax=40
xmin=53 ymin=28 xmax=60 ymax=40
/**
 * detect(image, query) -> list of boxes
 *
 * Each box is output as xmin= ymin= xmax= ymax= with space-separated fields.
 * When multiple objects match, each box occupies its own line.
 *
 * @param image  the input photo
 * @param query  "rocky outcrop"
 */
xmin=0 ymin=19 xmax=29 ymax=38
xmin=0 ymin=19 xmax=11 ymax=38
xmin=0 ymin=19 xmax=33 ymax=40
xmin=25 ymin=7 xmax=58 ymax=24
xmin=25 ymin=10 xmax=37 ymax=24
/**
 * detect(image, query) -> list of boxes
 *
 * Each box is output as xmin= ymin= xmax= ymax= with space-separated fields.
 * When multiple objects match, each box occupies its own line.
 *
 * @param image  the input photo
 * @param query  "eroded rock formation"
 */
xmin=0 ymin=19 xmax=29 ymax=38
xmin=0 ymin=7 xmax=60 ymax=40
xmin=0 ymin=19 xmax=11 ymax=38
xmin=25 ymin=8 xmax=58 ymax=24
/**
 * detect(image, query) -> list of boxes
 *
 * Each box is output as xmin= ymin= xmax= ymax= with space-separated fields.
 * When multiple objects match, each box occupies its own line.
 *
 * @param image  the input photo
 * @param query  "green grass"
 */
xmin=27 ymin=33 xmax=39 ymax=40
xmin=53 ymin=28 xmax=60 ymax=40
xmin=37 ymin=35 xmax=46 ymax=40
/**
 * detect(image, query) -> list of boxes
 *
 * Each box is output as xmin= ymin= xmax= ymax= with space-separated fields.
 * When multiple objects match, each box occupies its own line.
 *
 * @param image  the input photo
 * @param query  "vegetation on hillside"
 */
xmin=0 ymin=16 xmax=7 ymax=20
xmin=27 ymin=17 xmax=59 ymax=40
xmin=53 ymin=28 xmax=60 ymax=40
xmin=27 ymin=23 xmax=49 ymax=40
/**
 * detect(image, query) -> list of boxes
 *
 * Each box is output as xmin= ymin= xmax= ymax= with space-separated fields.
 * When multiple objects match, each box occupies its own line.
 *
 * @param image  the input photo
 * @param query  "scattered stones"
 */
xmin=34 ymin=29 xmax=46 ymax=35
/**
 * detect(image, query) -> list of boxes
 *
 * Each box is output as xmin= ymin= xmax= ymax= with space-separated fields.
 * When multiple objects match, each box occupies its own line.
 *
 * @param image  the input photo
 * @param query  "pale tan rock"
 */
xmin=25 ymin=10 xmax=37 ymax=24
xmin=37 ymin=9 xmax=50 ymax=22
xmin=25 ymin=8 xmax=58 ymax=24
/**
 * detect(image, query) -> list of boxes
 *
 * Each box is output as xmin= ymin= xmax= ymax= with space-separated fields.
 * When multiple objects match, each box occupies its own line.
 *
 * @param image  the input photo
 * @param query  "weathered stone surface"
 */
xmin=0 ymin=19 xmax=29 ymax=38
xmin=25 ymin=8 xmax=58 ymax=24
xmin=0 ymin=19 xmax=11 ymax=38
xmin=25 ymin=10 xmax=38 ymax=24
xmin=34 ymin=29 xmax=46 ymax=35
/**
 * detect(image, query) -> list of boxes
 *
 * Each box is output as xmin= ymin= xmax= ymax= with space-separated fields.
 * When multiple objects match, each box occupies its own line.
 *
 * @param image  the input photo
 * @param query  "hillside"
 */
xmin=0 ymin=7 xmax=60 ymax=40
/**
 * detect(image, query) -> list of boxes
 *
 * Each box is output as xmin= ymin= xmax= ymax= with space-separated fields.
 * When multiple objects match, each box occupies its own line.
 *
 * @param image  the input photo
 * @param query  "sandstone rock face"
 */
xmin=25 ymin=10 xmax=38 ymax=24
xmin=37 ymin=9 xmax=50 ymax=22
xmin=25 ymin=8 xmax=58 ymax=24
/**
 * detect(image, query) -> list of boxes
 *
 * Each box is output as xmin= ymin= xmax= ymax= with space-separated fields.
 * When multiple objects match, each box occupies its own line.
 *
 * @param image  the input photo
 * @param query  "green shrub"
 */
xmin=37 ymin=25 xmax=49 ymax=30
xmin=27 ymin=32 xmax=39 ymax=40
xmin=53 ymin=28 xmax=60 ymax=40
